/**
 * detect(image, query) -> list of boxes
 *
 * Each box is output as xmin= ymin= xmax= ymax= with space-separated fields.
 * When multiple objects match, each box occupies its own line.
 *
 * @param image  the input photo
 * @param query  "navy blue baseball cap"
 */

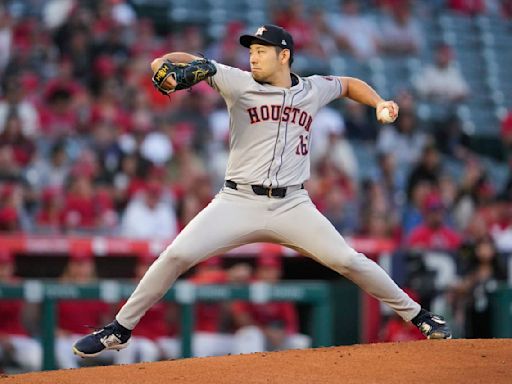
xmin=239 ymin=24 xmax=294 ymax=55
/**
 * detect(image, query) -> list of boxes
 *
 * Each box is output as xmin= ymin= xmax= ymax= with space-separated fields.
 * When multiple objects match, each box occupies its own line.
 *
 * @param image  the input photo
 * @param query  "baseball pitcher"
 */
xmin=73 ymin=24 xmax=451 ymax=358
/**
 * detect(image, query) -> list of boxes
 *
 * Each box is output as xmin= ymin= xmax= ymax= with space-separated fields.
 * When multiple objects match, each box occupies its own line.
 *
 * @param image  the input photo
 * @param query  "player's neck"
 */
xmin=268 ymin=69 xmax=293 ymax=88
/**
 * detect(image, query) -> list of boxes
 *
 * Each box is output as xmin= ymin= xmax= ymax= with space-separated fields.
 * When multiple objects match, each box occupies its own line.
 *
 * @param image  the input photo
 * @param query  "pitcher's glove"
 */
xmin=152 ymin=58 xmax=217 ymax=95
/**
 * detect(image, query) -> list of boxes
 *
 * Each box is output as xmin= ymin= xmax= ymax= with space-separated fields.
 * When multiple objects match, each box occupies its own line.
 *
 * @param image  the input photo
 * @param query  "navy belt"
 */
xmin=224 ymin=180 xmax=304 ymax=198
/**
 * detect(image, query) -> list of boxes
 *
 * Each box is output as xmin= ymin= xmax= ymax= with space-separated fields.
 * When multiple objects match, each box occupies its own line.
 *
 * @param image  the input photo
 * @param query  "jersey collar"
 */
xmin=255 ymin=73 xmax=301 ymax=90
xmin=291 ymin=73 xmax=300 ymax=87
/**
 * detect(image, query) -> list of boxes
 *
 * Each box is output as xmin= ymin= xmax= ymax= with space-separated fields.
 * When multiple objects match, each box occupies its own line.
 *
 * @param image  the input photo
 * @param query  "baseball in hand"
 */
xmin=378 ymin=107 xmax=394 ymax=124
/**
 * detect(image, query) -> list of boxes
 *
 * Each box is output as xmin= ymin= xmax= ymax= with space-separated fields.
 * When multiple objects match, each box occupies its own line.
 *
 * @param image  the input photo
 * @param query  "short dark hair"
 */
xmin=275 ymin=46 xmax=294 ymax=67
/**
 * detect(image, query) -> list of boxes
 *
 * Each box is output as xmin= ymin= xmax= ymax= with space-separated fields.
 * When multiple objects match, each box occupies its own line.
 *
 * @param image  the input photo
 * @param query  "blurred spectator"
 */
xmin=308 ymin=8 xmax=339 ymax=58
xmin=359 ymin=207 xmax=397 ymax=240
xmin=322 ymin=183 xmax=359 ymax=234
xmin=90 ymin=1 xmax=113 ymax=40
xmin=487 ymin=197 xmax=512 ymax=253
xmin=93 ymin=30 xmax=129 ymax=73
xmin=39 ymin=84 xmax=79 ymax=140
xmin=343 ymin=99 xmax=378 ymax=142
xmin=227 ymin=262 xmax=253 ymax=285
xmin=502 ymin=164 xmax=512 ymax=204
xmin=452 ymin=158 xmax=491 ymax=233
xmin=448 ymin=0 xmax=486 ymax=15
xmin=499 ymin=110 xmax=512 ymax=163
xmin=90 ymin=122 xmax=124 ymax=183
xmin=273 ymin=1 xmax=312 ymax=52
xmin=327 ymin=0 xmax=380 ymax=60
xmin=406 ymin=192 xmax=462 ymax=251
xmin=89 ymin=78 xmax=130 ymax=133
xmin=129 ymin=18 xmax=165 ymax=58
xmin=450 ymin=236 xmax=507 ymax=338
xmin=172 ymin=84 xmax=217 ymax=156
xmin=95 ymin=185 xmax=119 ymax=234
xmin=112 ymin=153 xmax=147 ymax=211
xmin=379 ymin=3 xmax=424 ymax=55
xmin=0 ymin=250 xmax=41 ymax=372
xmin=377 ymin=110 xmax=429 ymax=171
xmin=406 ymin=144 xmax=442 ymax=201
xmin=95 ymin=0 xmax=135 ymax=48
xmin=0 ymin=7 xmax=12 ymax=75
xmin=0 ymin=112 xmax=35 ymax=167
xmin=60 ymin=174 xmax=113 ymax=234
xmin=310 ymin=107 xmax=355 ymax=177
xmin=190 ymin=257 xmax=227 ymax=286
xmin=308 ymin=157 xmax=357 ymax=220
xmin=207 ymin=103 xmax=230 ymax=190
xmin=126 ymin=84 xmax=154 ymax=132
xmin=115 ymin=252 xmax=180 ymax=363
xmin=273 ymin=0 xmax=331 ymax=72
xmin=179 ymin=174 xmax=214 ymax=229
xmin=0 ymin=77 xmax=40 ymax=138
xmin=34 ymin=187 xmax=63 ymax=234
xmin=25 ymin=141 xmax=70 ymax=191
xmin=111 ymin=0 xmax=137 ymax=27
xmin=55 ymin=250 xmax=113 ymax=369
xmin=402 ymin=180 xmax=435 ymax=236
xmin=0 ymin=146 xmax=22 ymax=183
xmin=358 ymin=178 xmax=401 ymax=240
xmin=120 ymin=180 xmax=177 ymax=239
xmin=41 ymin=55 xmax=85 ymax=114
xmin=189 ymin=257 xmax=234 ymax=357
xmin=207 ymin=21 xmax=247 ymax=69
xmin=503 ymin=0 xmax=512 ymax=19
xmin=438 ymin=173 xmax=459 ymax=212
xmin=432 ymin=115 xmax=471 ymax=161
xmin=464 ymin=214 xmax=490 ymax=247
xmin=42 ymin=0 xmax=76 ymax=30
xmin=55 ymin=13 xmax=94 ymax=82
xmin=140 ymin=124 xmax=173 ymax=166
xmin=232 ymin=254 xmax=310 ymax=353
xmin=178 ymin=25 xmax=206 ymax=54
xmin=373 ymin=152 xmax=407 ymax=218
xmin=394 ymin=88 xmax=417 ymax=115
xmin=0 ymin=183 xmax=23 ymax=232
xmin=414 ymin=43 xmax=469 ymax=103
xmin=166 ymin=121 xmax=208 ymax=192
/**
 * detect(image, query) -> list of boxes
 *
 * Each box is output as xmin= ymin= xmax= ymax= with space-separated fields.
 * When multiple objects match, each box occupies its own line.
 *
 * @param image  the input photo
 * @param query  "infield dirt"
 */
xmin=2 ymin=339 xmax=511 ymax=384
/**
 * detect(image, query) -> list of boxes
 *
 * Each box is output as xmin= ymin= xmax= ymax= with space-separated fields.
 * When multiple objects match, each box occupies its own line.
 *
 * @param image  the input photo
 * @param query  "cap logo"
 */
xmin=255 ymin=26 xmax=267 ymax=36
xmin=281 ymin=39 xmax=287 ymax=45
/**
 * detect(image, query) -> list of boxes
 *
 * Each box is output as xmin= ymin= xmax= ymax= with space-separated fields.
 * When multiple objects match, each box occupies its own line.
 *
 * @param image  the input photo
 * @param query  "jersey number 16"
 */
xmin=296 ymin=134 xmax=309 ymax=156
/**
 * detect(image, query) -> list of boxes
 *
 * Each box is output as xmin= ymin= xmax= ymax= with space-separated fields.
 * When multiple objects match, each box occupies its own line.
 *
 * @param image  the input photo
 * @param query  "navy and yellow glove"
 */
xmin=151 ymin=58 xmax=217 ymax=95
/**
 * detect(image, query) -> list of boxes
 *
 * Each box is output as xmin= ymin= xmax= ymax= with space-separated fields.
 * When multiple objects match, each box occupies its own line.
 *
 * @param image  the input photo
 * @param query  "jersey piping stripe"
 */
xmin=263 ymin=90 xmax=287 ymax=187
xmin=274 ymin=81 xmax=305 ymax=187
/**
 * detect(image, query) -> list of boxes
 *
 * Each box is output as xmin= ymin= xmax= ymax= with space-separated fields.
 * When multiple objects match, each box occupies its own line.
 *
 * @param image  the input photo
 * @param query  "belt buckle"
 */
xmin=267 ymin=187 xmax=272 ymax=198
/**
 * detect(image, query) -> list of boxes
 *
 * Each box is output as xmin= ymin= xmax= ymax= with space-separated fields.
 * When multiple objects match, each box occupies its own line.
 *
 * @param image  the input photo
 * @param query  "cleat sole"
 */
xmin=72 ymin=342 xmax=129 ymax=358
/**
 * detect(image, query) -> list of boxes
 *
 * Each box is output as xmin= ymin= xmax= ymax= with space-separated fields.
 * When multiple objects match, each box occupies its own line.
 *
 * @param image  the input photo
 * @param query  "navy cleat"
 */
xmin=411 ymin=309 xmax=452 ymax=340
xmin=72 ymin=320 xmax=131 ymax=358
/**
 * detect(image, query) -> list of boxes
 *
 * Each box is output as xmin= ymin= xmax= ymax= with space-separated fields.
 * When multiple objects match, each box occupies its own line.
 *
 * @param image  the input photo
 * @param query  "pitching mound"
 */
xmin=3 ymin=339 xmax=511 ymax=384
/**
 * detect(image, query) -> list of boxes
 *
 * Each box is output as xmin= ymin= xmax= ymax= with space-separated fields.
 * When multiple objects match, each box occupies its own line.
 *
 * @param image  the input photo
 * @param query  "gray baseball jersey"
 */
xmin=208 ymin=62 xmax=342 ymax=187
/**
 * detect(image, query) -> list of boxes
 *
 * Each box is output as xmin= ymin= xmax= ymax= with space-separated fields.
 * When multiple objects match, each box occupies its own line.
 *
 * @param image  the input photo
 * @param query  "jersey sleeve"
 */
xmin=307 ymin=75 xmax=343 ymax=108
xmin=207 ymin=61 xmax=254 ymax=107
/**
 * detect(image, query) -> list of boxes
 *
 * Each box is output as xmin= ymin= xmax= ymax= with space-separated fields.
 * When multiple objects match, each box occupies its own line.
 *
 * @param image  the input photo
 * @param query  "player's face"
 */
xmin=249 ymin=44 xmax=281 ymax=82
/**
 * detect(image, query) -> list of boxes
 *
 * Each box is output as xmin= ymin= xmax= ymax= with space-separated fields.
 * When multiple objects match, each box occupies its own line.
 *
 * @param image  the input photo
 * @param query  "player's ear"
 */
xmin=280 ymin=49 xmax=291 ymax=66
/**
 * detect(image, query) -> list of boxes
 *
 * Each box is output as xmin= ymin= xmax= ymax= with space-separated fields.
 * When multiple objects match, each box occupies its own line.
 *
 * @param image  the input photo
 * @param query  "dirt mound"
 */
xmin=3 ymin=339 xmax=511 ymax=384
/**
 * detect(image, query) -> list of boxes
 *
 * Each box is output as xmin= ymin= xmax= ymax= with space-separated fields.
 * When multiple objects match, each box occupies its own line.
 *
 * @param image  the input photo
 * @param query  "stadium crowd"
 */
xmin=0 ymin=0 xmax=511 ymax=372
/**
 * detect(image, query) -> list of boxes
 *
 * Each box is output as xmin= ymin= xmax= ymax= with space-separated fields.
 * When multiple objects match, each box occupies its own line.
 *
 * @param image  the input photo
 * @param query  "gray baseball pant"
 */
xmin=116 ymin=187 xmax=420 ymax=329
